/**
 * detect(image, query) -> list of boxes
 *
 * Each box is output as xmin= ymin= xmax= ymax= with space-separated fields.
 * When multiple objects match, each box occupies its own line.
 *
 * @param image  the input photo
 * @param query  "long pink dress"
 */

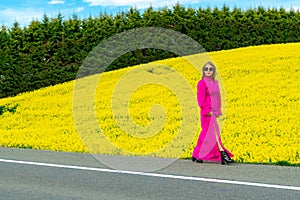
xmin=192 ymin=76 xmax=233 ymax=162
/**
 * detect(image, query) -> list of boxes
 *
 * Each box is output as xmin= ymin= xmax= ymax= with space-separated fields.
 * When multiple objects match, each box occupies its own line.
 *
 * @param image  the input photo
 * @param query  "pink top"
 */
xmin=197 ymin=76 xmax=222 ymax=116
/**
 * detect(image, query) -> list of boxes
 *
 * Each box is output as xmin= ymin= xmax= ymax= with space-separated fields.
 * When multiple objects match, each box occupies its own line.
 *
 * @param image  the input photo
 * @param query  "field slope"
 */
xmin=0 ymin=42 xmax=300 ymax=164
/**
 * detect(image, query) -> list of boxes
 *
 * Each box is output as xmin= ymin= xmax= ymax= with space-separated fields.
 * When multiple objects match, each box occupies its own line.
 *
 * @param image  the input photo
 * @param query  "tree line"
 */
xmin=1 ymin=4 xmax=300 ymax=98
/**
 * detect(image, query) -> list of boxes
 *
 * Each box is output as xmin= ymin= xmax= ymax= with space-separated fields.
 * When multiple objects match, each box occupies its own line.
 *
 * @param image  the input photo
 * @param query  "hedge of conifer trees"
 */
xmin=1 ymin=4 xmax=300 ymax=98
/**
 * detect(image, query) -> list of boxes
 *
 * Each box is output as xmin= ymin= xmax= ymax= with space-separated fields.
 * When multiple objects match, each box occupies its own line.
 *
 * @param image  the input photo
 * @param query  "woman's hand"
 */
xmin=206 ymin=112 xmax=213 ymax=116
xmin=206 ymin=112 xmax=222 ymax=117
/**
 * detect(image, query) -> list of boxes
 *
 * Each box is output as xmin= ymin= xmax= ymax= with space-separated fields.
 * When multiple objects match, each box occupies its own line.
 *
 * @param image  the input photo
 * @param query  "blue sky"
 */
xmin=0 ymin=0 xmax=300 ymax=27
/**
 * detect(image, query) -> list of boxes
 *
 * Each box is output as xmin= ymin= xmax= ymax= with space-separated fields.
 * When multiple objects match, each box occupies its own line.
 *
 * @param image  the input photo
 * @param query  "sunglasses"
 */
xmin=204 ymin=67 xmax=214 ymax=72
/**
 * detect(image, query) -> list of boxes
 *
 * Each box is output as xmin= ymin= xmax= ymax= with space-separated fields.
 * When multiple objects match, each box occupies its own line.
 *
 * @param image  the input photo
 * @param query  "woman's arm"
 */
xmin=197 ymin=80 xmax=210 ymax=115
xmin=197 ymin=80 xmax=205 ymax=108
xmin=216 ymin=80 xmax=222 ymax=116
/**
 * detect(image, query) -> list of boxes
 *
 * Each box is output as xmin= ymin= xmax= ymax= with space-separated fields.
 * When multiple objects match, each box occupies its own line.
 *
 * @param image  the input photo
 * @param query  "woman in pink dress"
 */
xmin=192 ymin=62 xmax=234 ymax=165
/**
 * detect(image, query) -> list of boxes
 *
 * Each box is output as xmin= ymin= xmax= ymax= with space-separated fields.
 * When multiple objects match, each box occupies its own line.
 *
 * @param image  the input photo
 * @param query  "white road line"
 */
xmin=1 ymin=158 xmax=300 ymax=191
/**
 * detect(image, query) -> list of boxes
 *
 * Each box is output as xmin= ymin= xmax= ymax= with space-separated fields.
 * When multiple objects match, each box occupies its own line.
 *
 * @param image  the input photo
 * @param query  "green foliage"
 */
xmin=0 ymin=104 xmax=18 ymax=115
xmin=1 ymin=4 xmax=300 ymax=98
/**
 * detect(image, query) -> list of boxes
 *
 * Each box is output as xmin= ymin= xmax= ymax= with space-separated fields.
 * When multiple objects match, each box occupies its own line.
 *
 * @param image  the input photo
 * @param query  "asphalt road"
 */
xmin=0 ymin=148 xmax=299 ymax=200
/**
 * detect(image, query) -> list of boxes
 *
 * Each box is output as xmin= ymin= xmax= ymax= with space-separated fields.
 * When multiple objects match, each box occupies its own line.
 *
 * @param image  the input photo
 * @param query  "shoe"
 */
xmin=192 ymin=157 xmax=203 ymax=163
xmin=220 ymin=151 xmax=234 ymax=165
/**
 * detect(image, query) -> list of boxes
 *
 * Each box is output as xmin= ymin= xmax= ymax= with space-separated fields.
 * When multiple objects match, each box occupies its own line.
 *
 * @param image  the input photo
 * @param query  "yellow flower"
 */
xmin=0 ymin=42 xmax=299 ymax=164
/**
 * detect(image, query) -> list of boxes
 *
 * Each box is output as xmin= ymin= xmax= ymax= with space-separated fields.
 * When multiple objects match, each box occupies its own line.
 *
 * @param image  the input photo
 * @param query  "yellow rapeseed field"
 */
xmin=0 ymin=42 xmax=299 ymax=164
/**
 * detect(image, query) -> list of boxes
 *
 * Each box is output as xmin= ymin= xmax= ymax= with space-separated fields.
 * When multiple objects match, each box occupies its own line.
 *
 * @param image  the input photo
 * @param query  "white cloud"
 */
xmin=82 ymin=0 xmax=195 ymax=8
xmin=287 ymin=6 xmax=300 ymax=11
xmin=75 ymin=7 xmax=85 ymax=12
xmin=82 ymin=0 xmax=300 ymax=11
xmin=48 ymin=0 xmax=65 ymax=5
xmin=0 ymin=6 xmax=83 ymax=27
xmin=0 ymin=8 xmax=45 ymax=27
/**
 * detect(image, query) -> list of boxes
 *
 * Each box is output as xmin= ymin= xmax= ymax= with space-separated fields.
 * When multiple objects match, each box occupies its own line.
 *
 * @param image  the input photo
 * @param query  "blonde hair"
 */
xmin=202 ymin=61 xmax=216 ymax=81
